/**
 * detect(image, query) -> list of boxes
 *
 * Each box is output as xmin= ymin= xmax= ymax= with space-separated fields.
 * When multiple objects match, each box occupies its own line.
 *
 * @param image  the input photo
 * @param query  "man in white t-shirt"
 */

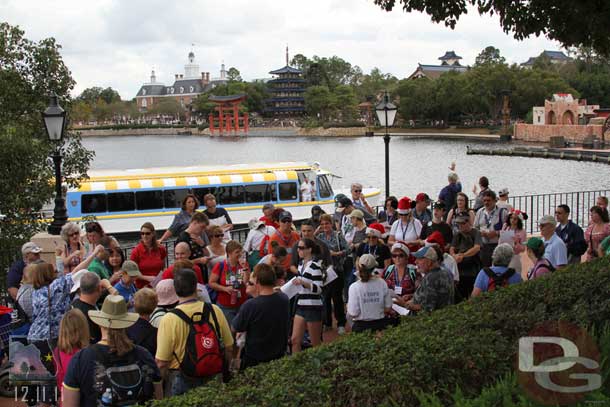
xmin=300 ymin=177 xmax=312 ymax=202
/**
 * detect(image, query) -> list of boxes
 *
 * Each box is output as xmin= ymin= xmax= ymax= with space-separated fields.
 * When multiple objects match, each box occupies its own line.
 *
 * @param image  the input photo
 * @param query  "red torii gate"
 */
xmin=208 ymin=94 xmax=249 ymax=135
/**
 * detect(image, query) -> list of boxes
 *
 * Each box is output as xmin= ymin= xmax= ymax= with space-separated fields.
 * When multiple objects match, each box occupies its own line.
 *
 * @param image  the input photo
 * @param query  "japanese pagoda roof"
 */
xmin=269 ymin=65 xmax=302 ymax=75
xmin=439 ymin=51 xmax=462 ymax=60
xmin=208 ymin=94 xmax=247 ymax=103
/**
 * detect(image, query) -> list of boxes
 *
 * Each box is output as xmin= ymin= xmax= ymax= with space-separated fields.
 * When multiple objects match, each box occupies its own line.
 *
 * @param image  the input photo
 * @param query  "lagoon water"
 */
xmin=82 ymin=135 xmax=608 ymax=199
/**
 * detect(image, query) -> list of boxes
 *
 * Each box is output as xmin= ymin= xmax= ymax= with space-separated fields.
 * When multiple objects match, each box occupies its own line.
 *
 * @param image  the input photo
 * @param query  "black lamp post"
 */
xmin=42 ymin=94 xmax=68 ymax=235
xmin=375 ymin=91 xmax=397 ymax=199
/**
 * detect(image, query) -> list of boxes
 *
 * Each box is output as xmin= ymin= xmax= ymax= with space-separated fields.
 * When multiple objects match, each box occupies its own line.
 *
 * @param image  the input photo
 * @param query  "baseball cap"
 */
xmin=21 ymin=242 xmax=42 ymax=256
xmin=336 ymin=196 xmax=353 ymax=213
xmin=538 ymin=215 xmax=557 ymax=226
xmin=349 ymin=209 xmax=364 ymax=220
xmin=413 ymin=246 xmax=439 ymax=262
xmin=498 ymin=188 xmax=509 ymax=197
xmin=391 ymin=242 xmax=410 ymax=257
xmin=416 ymin=193 xmax=431 ymax=203
xmin=358 ymin=254 xmax=377 ymax=270
xmin=248 ymin=217 xmax=264 ymax=230
xmin=526 ymin=237 xmax=545 ymax=250
xmin=121 ymin=260 xmax=142 ymax=277
xmin=433 ymin=201 xmax=446 ymax=210
xmin=279 ymin=211 xmax=293 ymax=222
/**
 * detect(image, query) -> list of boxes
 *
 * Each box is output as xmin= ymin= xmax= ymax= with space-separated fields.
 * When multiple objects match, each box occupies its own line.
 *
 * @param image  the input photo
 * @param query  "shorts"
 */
xmin=295 ymin=306 xmax=323 ymax=323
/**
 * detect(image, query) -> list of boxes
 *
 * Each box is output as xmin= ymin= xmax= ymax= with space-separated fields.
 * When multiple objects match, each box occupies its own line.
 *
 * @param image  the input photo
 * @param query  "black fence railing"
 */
xmin=2 ymin=189 xmax=608 ymax=291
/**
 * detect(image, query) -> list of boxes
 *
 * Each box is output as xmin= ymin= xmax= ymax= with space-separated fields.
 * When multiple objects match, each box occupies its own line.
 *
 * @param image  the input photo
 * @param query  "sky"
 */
xmin=1 ymin=0 xmax=563 ymax=100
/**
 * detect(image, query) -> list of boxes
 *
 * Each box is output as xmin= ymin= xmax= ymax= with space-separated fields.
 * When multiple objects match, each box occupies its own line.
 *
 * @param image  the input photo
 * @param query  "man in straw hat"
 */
xmin=62 ymin=295 xmax=162 ymax=406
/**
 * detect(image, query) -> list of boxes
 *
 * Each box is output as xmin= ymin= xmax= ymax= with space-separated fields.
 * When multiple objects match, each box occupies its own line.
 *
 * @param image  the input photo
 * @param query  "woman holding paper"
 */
xmin=500 ymin=210 xmax=527 ymax=274
xmin=290 ymin=238 xmax=324 ymax=353
xmin=347 ymin=254 xmax=393 ymax=333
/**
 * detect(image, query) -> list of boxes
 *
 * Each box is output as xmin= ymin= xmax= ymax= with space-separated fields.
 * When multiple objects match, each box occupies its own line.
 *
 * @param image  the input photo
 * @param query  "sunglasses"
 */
xmin=367 ymin=235 xmax=378 ymax=238
xmin=392 ymin=253 xmax=406 ymax=258
xmin=69 ymin=232 xmax=80 ymax=237
xmin=213 ymin=234 xmax=224 ymax=238
xmin=247 ymin=281 xmax=255 ymax=286
xmin=280 ymin=219 xmax=292 ymax=223
xmin=353 ymin=189 xmax=362 ymax=193
xmin=297 ymin=246 xmax=308 ymax=250
xmin=141 ymin=231 xmax=152 ymax=236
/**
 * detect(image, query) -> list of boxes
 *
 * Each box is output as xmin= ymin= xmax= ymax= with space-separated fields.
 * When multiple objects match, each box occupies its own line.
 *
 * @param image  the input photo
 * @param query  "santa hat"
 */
xmin=397 ymin=197 xmax=416 ymax=215
xmin=366 ymin=223 xmax=386 ymax=238
xmin=425 ymin=231 xmax=445 ymax=249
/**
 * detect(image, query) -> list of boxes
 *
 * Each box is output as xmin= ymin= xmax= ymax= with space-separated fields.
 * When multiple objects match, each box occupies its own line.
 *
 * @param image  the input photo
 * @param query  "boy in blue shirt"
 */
xmin=113 ymin=260 xmax=141 ymax=310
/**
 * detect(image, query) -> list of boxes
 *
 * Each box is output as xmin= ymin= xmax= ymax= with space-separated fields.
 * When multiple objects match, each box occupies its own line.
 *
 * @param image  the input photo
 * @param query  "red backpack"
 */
xmin=483 ymin=267 xmax=516 ymax=291
xmin=170 ymin=302 xmax=225 ymax=378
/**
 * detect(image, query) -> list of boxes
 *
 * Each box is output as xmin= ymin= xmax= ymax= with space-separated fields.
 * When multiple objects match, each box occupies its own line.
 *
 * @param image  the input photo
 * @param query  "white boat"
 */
xmin=64 ymin=162 xmax=380 ymax=234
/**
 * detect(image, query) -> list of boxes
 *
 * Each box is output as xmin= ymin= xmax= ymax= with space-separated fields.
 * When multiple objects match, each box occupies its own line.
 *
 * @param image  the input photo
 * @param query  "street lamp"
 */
xmin=375 ymin=91 xmax=397 ymax=198
xmin=42 ymin=94 xmax=68 ymax=235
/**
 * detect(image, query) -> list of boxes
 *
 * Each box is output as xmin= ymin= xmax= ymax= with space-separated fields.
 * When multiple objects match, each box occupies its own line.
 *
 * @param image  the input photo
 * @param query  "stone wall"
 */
xmin=297 ymin=127 xmax=367 ymax=137
xmin=514 ymin=123 xmax=603 ymax=143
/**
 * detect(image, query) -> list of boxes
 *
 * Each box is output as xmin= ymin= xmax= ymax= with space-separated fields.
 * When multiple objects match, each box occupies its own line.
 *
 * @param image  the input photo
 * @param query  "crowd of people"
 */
xmin=5 ymin=179 xmax=610 ymax=406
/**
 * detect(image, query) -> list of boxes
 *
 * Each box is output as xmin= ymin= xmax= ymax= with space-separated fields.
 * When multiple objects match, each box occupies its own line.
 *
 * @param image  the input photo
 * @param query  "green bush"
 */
xmin=152 ymin=258 xmax=610 ymax=407
xmin=322 ymin=121 xmax=366 ymax=128
xmin=74 ymin=124 xmax=199 ymax=131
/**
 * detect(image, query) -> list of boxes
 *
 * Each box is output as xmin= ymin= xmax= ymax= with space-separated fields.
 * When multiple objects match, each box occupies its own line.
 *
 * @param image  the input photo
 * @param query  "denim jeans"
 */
xmin=171 ymin=371 xmax=213 ymax=396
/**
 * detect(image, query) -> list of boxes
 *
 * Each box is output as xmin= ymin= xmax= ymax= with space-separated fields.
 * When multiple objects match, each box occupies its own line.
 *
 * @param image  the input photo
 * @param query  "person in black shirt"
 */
xmin=127 ymin=288 xmax=158 ymax=357
xmin=355 ymin=223 xmax=391 ymax=270
xmin=71 ymin=271 xmax=104 ymax=343
xmin=203 ymin=193 xmax=233 ymax=241
xmin=232 ymin=264 xmax=290 ymax=369
xmin=176 ymin=212 xmax=211 ymax=279
xmin=420 ymin=201 xmax=453 ymax=250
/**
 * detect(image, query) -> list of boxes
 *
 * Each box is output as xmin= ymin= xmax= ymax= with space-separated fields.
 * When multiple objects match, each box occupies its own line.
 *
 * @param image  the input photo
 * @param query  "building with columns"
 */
xmin=135 ymin=51 xmax=228 ymax=112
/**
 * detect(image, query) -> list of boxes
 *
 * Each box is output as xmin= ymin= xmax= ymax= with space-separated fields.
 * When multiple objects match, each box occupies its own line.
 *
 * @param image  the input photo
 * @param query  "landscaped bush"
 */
xmin=74 ymin=123 xmax=199 ymax=131
xmin=322 ymin=121 xmax=366 ymax=128
xmin=152 ymin=258 xmax=610 ymax=407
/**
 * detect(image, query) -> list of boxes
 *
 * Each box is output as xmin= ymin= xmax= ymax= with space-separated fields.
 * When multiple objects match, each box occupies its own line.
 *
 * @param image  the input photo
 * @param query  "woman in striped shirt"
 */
xmin=291 ymin=238 xmax=324 ymax=353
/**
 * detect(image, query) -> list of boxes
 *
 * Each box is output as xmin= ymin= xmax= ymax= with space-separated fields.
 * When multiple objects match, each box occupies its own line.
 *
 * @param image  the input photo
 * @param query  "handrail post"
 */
xmin=530 ymin=195 xmax=534 ymax=233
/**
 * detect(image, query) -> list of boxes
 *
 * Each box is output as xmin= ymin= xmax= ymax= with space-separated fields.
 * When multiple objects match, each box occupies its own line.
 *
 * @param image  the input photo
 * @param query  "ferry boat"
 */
xmin=65 ymin=162 xmax=380 ymax=234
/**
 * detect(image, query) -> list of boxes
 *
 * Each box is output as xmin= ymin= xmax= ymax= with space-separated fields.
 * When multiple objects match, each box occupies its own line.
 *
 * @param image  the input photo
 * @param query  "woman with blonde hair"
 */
xmin=54 ymin=309 xmax=90 ymax=403
xmin=62 ymin=295 xmax=162 ymax=407
xmin=206 ymin=224 xmax=227 ymax=269
xmin=60 ymin=222 xmax=85 ymax=274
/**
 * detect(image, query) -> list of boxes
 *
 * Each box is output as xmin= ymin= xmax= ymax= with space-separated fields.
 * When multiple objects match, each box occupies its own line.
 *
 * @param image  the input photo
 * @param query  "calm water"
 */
xmin=82 ymin=135 xmax=608 ymax=199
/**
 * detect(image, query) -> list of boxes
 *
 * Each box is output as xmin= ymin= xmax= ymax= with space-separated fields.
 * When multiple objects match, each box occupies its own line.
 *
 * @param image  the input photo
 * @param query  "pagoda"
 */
xmin=264 ymin=47 xmax=305 ymax=116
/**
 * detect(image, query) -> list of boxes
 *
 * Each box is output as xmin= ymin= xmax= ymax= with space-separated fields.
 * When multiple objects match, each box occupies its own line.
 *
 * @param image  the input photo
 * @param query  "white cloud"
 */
xmin=1 ymin=0 xmax=562 ymax=99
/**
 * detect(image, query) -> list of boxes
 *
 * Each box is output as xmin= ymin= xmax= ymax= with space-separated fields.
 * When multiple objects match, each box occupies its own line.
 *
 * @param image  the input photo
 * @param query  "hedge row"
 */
xmin=152 ymin=258 xmax=610 ymax=407
xmin=416 ymin=326 xmax=610 ymax=406
xmin=73 ymin=124 xmax=198 ymax=131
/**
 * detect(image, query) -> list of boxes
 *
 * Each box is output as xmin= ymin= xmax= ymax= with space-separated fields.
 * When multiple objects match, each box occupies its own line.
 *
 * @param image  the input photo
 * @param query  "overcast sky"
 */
xmin=2 ymin=0 xmax=562 ymax=100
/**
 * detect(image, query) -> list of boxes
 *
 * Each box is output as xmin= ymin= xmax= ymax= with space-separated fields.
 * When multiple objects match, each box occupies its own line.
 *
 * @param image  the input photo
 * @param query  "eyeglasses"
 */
xmin=367 ymin=235 xmax=378 ymax=239
xmin=297 ymin=246 xmax=308 ymax=250
xmin=140 ymin=231 xmax=152 ymax=236
xmin=213 ymin=234 xmax=224 ymax=238
xmin=392 ymin=253 xmax=406 ymax=258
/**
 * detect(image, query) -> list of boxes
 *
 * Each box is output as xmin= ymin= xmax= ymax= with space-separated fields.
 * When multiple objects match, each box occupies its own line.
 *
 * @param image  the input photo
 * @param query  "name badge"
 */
xmin=286 ymin=248 xmax=293 ymax=254
xmin=394 ymin=286 xmax=403 ymax=295
xmin=230 ymin=275 xmax=236 ymax=283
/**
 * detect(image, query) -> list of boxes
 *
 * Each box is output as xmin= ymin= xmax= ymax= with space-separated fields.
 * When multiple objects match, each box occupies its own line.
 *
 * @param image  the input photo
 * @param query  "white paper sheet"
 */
xmin=280 ymin=278 xmax=300 ymax=299
xmin=498 ymin=230 xmax=515 ymax=246
xmin=324 ymin=266 xmax=338 ymax=286
xmin=392 ymin=303 xmax=410 ymax=316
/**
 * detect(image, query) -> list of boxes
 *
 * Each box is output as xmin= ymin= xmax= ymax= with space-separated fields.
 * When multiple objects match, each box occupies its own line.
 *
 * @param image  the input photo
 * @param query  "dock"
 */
xmin=467 ymin=145 xmax=610 ymax=164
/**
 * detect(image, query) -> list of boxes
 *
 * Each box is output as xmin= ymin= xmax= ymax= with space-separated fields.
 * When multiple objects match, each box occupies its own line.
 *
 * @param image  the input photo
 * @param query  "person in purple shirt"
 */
xmin=438 ymin=172 xmax=462 ymax=215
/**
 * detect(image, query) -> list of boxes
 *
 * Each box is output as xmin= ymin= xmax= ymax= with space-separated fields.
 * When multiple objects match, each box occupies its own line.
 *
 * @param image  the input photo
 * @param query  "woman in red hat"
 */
xmin=388 ymin=197 xmax=422 ymax=247
xmin=355 ymin=223 xmax=391 ymax=271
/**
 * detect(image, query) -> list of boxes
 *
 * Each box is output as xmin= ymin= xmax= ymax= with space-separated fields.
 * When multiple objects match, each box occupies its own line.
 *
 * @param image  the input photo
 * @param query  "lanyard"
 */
xmin=393 ymin=266 xmax=409 ymax=287
xmin=399 ymin=220 xmax=413 ymax=241
xmin=178 ymin=298 xmax=198 ymax=306
xmin=277 ymin=231 xmax=294 ymax=247
xmin=367 ymin=244 xmax=378 ymax=256
xmin=484 ymin=207 xmax=497 ymax=228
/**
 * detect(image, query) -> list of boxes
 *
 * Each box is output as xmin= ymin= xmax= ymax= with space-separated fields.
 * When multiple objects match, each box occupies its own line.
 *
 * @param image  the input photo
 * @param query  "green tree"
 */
xmin=373 ymin=0 xmax=610 ymax=55
xmin=149 ymin=98 xmax=183 ymax=118
xmin=333 ymin=85 xmax=358 ymax=120
xmin=77 ymin=86 xmax=120 ymax=105
xmin=395 ymin=78 xmax=436 ymax=121
xmin=0 ymin=22 xmax=93 ymax=256
xmin=227 ymin=67 xmax=242 ymax=82
xmin=355 ymin=67 xmax=399 ymax=101
xmin=70 ymin=100 xmax=93 ymax=124
xmin=304 ymin=85 xmax=336 ymax=121
xmin=192 ymin=94 xmax=216 ymax=118
xmin=475 ymin=46 xmax=506 ymax=66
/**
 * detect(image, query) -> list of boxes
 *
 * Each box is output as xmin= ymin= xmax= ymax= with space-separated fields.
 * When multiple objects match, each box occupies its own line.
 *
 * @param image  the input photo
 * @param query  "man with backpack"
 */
xmin=156 ymin=268 xmax=234 ymax=396
xmin=471 ymin=244 xmax=522 ymax=297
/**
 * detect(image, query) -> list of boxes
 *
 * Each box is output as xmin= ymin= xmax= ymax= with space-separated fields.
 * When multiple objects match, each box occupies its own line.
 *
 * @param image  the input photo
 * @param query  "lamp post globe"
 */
xmin=42 ymin=94 xmax=68 ymax=235
xmin=375 ymin=91 xmax=397 ymax=198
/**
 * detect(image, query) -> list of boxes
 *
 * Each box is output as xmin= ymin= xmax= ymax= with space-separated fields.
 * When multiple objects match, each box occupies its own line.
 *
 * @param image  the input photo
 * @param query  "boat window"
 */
xmin=278 ymin=182 xmax=297 ymax=201
xmin=216 ymin=185 xmax=244 ymax=205
xmin=81 ymin=194 xmax=107 ymax=214
xmin=245 ymin=183 xmax=276 ymax=203
xmin=193 ymin=187 xmax=217 ymax=205
xmin=318 ymin=175 xmax=333 ymax=199
xmin=163 ymin=189 xmax=191 ymax=209
xmin=107 ymin=192 xmax=135 ymax=212
xmin=136 ymin=190 xmax=164 ymax=210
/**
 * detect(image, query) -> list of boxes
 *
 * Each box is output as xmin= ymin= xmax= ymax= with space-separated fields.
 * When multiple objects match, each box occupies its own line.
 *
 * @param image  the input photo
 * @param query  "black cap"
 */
xmin=338 ymin=197 xmax=353 ymax=208
xmin=433 ymin=201 xmax=446 ymax=210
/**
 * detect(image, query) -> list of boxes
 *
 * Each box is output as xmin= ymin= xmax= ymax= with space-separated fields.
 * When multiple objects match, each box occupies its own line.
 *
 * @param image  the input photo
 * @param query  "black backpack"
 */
xmin=93 ymin=345 xmax=151 ymax=406
xmin=483 ymin=267 xmax=516 ymax=291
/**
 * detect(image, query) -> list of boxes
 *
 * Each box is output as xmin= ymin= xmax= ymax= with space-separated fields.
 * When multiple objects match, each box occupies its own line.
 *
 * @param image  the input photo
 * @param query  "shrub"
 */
xmin=152 ymin=258 xmax=610 ymax=407
xmin=322 ymin=121 xmax=366 ymax=128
